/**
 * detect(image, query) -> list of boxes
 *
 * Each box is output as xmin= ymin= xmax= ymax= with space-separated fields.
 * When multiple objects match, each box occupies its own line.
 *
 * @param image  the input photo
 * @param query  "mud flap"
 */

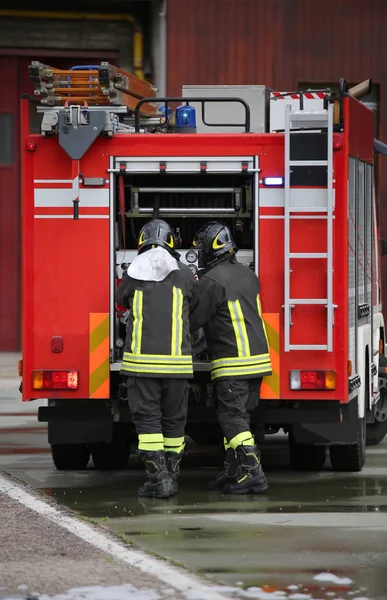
xmin=291 ymin=398 xmax=358 ymax=445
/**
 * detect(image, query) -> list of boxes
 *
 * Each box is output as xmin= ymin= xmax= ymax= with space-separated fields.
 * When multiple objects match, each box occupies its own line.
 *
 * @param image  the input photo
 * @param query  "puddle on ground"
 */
xmin=39 ymin=445 xmax=387 ymax=600
xmin=46 ymin=455 xmax=387 ymax=520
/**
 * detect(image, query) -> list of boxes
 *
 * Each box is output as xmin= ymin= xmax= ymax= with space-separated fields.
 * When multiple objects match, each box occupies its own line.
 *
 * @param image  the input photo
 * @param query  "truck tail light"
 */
xmin=32 ymin=370 xmax=79 ymax=390
xmin=290 ymin=370 xmax=336 ymax=390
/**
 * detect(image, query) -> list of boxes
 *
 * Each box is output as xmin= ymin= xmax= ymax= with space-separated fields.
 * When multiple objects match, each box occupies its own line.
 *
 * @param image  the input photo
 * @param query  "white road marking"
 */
xmin=0 ymin=474 xmax=230 ymax=600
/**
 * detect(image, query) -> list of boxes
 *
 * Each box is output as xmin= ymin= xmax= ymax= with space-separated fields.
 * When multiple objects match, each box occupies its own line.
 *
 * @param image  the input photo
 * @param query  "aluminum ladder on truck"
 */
xmin=284 ymin=102 xmax=334 ymax=352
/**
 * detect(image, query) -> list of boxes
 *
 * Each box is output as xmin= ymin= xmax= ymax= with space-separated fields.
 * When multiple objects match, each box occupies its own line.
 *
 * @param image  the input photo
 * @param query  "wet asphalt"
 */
xmin=1 ymin=371 xmax=387 ymax=600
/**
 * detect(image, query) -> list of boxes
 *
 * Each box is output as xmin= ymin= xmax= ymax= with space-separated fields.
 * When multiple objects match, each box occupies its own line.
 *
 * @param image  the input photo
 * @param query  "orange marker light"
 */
xmin=325 ymin=370 xmax=336 ymax=390
xmin=32 ymin=370 xmax=44 ymax=390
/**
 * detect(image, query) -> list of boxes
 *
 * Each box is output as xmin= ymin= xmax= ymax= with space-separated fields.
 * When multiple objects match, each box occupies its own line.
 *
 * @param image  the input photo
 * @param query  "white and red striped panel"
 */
xmin=270 ymin=91 xmax=327 ymax=132
xmin=271 ymin=91 xmax=327 ymax=100
xmin=33 ymin=179 xmax=109 ymax=219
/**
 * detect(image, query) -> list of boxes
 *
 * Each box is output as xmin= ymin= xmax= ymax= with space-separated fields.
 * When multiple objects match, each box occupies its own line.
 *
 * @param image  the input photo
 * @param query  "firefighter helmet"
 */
xmin=192 ymin=221 xmax=237 ymax=268
xmin=137 ymin=219 xmax=176 ymax=254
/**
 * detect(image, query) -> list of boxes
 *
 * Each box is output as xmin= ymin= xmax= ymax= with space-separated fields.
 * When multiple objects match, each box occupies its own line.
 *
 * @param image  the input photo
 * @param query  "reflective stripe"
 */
xmin=223 ymin=437 xmax=231 ymax=450
xmin=211 ymin=353 xmax=270 ymax=368
xmin=228 ymin=300 xmax=250 ymax=357
xmin=89 ymin=313 xmax=110 ymax=399
xmin=122 ymin=363 xmax=193 ymax=375
xmin=164 ymin=436 xmax=185 ymax=453
xmin=211 ymin=362 xmax=272 ymax=380
xmin=123 ymin=352 xmax=192 ymax=364
xmin=229 ymin=431 xmax=254 ymax=450
xmin=171 ymin=286 xmax=183 ymax=356
xmin=261 ymin=313 xmax=280 ymax=400
xmin=257 ymin=294 xmax=270 ymax=348
xmin=131 ymin=290 xmax=143 ymax=354
xmin=138 ymin=433 xmax=164 ymax=451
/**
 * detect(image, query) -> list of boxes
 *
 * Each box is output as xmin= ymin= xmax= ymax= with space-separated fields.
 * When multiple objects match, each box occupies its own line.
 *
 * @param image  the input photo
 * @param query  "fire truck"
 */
xmin=20 ymin=62 xmax=387 ymax=472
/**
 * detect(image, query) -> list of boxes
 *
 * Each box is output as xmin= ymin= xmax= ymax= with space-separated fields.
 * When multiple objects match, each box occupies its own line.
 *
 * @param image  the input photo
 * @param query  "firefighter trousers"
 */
xmin=126 ymin=377 xmax=189 ymax=453
xmin=214 ymin=378 xmax=262 ymax=449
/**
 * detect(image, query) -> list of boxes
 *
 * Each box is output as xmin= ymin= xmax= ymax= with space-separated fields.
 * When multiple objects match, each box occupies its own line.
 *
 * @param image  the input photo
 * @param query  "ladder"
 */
xmin=284 ymin=103 xmax=334 ymax=352
xmin=28 ymin=61 xmax=157 ymax=116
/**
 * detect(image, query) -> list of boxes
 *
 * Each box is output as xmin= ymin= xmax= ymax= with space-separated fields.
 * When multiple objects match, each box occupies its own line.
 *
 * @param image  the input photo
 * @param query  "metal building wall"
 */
xmin=167 ymin=0 xmax=387 ymax=314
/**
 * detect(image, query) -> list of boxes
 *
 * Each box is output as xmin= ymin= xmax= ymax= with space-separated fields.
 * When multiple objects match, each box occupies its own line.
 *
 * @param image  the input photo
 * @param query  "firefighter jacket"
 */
xmin=116 ymin=247 xmax=198 ymax=378
xmin=189 ymin=255 xmax=272 ymax=381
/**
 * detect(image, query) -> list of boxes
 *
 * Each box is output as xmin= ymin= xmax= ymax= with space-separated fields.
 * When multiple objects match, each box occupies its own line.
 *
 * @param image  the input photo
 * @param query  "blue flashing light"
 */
xmin=158 ymin=105 xmax=173 ymax=116
xmin=262 ymin=177 xmax=284 ymax=186
xmin=175 ymin=103 xmax=196 ymax=129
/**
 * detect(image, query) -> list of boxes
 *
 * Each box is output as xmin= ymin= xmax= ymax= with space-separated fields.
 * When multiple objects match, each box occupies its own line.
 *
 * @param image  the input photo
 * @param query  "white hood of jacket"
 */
xmin=127 ymin=246 xmax=179 ymax=282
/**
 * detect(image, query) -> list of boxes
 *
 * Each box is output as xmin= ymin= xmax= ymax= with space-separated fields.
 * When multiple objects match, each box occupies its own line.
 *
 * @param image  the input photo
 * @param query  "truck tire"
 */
xmin=366 ymin=353 xmax=387 ymax=446
xmin=329 ymin=416 xmax=366 ymax=472
xmin=51 ymin=444 xmax=90 ymax=470
xmin=366 ymin=420 xmax=387 ymax=446
xmin=288 ymin=435 xmax=326 ymax=471
xmin=90 ymin=424 xmax=131 ymax=470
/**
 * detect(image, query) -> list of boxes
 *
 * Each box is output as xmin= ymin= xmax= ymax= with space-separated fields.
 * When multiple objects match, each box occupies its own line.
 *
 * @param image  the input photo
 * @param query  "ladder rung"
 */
xmin=289 ymin=344 xmax=328 ymax=351
xmin=289 ymin=207 xmax=328 ymax=213
xmin=289 ymin=253 xmax=328 ymax=259
xmin=289 ymin=160 xmax=328 ymax=167
xmin=289 ymin=112 xmax=328 ymax=122
xmin=290 ymin=299 xmax=327 ymax=305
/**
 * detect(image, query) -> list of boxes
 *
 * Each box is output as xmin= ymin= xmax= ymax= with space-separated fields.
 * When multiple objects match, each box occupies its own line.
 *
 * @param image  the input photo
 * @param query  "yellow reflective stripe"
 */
xmin=257 ymin=294 xmax=270 ymax=348
xmin=256 ymin=294 xmax=263 ymax=317
xmin=138 ymin=433 xmax=164 ymax=451
xmin=228 ymin=300 xmax=244 ymax=356
xmin=164 ymin=436 xmax=185 ymax=453
xmin=171 ymin=286 xmax=183 ymax=356
xmin=223 ymin=437 xmax=231 ymax=450
xmin=89 ymin=313 xmax=110 ymax=399
xmin=123 ymin=352 xmax=192 ymax=363
xmin=163 ymin=436 xmax=185 ymax=446
xmin=234 ymin=299 xmax=250 ymax=355
xmin=131 ymin=290 xmax=143 ymax=354
xmin=211 ymin=363 xmax=272 ymax=380
xmin=122 ymin=363 xmax=193 ymax=374
xmin=139 ymin=433 xmax=163 ymax=443
xmin=211 ymin=353 xmax=270 ymax=367
xmin=229 ymin=431 xmax=254 ymax=449
xmin=261 ymin=313 xmax=280 ymax=399
xmin=237 ymin=474 xmax=249 ymax=483
xmin=211 ymin=361 xmax=272 ymax=373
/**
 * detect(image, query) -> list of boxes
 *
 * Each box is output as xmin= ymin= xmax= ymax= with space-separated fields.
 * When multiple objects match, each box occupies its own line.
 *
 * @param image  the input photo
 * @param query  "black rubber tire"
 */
xmin=51 ymin=444 xmax=90 ymax=470
xmin=366 ymin=420 xmax=387 ymax=446
xmin=91 ymin=423 xmax=131 ymax=470
xmin=288 ymin=436 xmax=326 ymax=471
xmin=329 ymin=416 xmax=366 ymax=472
xmin=366 ymin=353 xmax=387 ymax=446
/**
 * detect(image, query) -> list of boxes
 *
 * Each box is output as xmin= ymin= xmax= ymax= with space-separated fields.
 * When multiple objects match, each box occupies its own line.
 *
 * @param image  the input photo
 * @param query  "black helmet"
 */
xmin=192 ymin=221 xmax=237 ymax=268
xmin=137 ymin=219 xmax=176 ymax=254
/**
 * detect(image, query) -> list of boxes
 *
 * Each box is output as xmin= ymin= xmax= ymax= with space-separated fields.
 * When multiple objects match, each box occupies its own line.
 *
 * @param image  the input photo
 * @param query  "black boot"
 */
xmin=138 ymin=450 xmax=176 ymax=498
xmin=166 ymin=450 xmax=184 ymax=483
xmin=208 ymin=448 xmax=241 ymax=490
xmin=222 ymin=444 xmax=268 ymax=494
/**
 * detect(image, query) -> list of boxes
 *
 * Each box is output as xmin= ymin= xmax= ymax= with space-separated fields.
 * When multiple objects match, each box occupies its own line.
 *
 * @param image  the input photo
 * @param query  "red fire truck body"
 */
xmin=20 ymin=64 xmax=387 ymax=471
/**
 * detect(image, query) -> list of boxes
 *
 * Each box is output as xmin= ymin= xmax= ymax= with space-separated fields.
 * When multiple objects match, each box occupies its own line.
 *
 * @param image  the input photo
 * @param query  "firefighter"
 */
xmin=190 ymin=222 xmax=272 ymax=494
xmin=116 ymin=219 xmax=198 ymax=499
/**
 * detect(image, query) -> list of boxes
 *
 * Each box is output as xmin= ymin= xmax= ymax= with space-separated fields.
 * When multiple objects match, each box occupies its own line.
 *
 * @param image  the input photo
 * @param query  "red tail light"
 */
xmin=32 ymin=370 xmax=79 ymax=390
xmin=290 ymin=370 xmax=336 ymax=390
